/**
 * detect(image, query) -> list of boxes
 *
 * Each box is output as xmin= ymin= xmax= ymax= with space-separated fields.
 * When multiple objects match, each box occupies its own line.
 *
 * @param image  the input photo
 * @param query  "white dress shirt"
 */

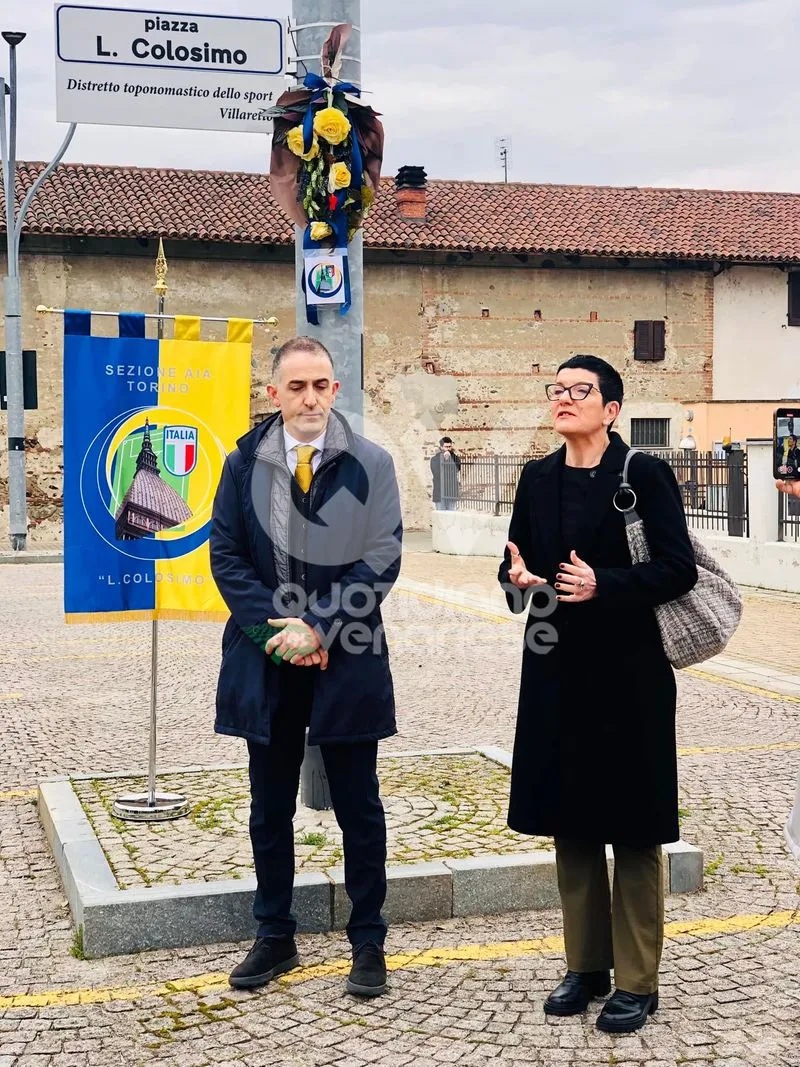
xmin=283 ymin=427 xmax=326 ymax=477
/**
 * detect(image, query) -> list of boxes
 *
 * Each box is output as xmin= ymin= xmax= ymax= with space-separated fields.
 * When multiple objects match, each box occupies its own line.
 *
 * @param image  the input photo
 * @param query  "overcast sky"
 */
xmin=5 ymin=0 xmax=800 ymax=192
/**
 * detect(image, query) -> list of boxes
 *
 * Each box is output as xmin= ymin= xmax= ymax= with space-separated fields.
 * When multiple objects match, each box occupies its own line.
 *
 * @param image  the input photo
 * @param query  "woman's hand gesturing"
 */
xmin=555 ymin=550 xmax=598 ymax=603
xmin=506 ymin=542 xmax=547 ymax=590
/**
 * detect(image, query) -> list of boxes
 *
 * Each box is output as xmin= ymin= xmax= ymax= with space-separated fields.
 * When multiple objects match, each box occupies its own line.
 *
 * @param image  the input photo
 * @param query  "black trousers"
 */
xmin=247 ymin=668 xmax=387 ymax=946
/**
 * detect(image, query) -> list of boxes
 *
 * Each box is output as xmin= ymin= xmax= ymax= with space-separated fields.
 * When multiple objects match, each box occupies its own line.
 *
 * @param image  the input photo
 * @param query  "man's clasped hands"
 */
xmin=266 ymin=618 xmax=329 ymax=670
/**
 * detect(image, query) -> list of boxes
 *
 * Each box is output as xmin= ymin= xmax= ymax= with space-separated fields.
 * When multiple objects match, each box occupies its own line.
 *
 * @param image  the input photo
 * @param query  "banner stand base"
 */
xmin=113 ymin=792 xmax=190 ymax=822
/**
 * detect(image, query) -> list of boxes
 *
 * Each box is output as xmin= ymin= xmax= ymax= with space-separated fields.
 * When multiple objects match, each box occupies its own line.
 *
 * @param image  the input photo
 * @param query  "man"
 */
xmin=210 ymin=336 xmax=403 ymax=997
xmin=430 ymin=436 xmax=461 ymax=511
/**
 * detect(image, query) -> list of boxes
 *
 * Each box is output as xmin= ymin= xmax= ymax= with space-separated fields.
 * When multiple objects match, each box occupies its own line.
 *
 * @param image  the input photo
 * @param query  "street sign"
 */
xmin=0 ymin=351 xmax=38 ymax=411
xmin=54 ymin=4 xmax=287 ymax=134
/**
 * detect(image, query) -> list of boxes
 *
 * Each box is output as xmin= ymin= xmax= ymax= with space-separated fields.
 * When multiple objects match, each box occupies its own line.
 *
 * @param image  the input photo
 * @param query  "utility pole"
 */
xmin=292 ymin=0 xmax=363 ymax=435
xmin=1 ymin=31 xmax=76 ymax=550
xmin=292 ymin=0 xmax=362 ymax=810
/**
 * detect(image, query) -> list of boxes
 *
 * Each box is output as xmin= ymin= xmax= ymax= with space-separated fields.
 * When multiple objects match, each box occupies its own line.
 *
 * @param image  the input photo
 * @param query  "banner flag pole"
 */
xmin=114 ymin=240 xmax=190 ymax=823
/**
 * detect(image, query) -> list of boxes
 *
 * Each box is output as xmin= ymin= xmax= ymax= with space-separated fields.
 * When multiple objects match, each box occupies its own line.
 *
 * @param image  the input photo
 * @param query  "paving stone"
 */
xmin=1 ymin=559 xmax=800 ymax=1066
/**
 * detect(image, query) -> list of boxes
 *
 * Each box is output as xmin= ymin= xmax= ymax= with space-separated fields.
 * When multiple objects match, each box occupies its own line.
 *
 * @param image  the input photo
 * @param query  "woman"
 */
xmin=775 ymin=477 xmax=800 ymax=860
xmin=498 ymin=354 xmax=697 ymax=1033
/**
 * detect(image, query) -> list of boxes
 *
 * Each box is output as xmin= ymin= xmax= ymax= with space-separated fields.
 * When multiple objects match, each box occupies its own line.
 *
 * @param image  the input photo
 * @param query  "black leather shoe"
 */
xmin=229 ymin=936 xmax=299 ymax=990
xmin=596 ymin=989 xmax=658 ymax=1033
xmin=346 ymin=942 xmax=387 ymax=997
xmin=543 ymin=970 xmax=611 ymax=1016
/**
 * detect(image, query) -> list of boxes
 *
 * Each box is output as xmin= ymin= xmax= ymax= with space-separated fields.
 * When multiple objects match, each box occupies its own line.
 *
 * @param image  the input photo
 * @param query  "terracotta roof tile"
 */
xmin=3 ymin=161 xmax=800 ymax=263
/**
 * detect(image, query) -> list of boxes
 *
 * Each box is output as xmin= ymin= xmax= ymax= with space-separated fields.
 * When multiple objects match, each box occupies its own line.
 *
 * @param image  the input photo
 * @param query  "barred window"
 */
xmin=630 ymin=418 xmax=670 ymax=448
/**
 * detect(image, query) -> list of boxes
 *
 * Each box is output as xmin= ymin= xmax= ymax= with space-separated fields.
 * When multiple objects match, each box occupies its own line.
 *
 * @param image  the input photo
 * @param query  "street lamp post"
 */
xmin=1 ymin=31 xmax=76 ymax=551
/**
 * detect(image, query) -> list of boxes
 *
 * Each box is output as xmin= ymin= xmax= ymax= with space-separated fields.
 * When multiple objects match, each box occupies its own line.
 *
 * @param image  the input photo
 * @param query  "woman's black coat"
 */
xmin=498 ymin=433 xmax=698 ymax=846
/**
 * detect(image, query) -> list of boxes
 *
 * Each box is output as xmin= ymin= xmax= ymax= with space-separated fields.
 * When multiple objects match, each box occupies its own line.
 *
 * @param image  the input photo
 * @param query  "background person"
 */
xmin=499 ymin=354 xmax=697 ymax=1034
xmin=210 ymin=336 xmax=402 ymax=998
xmin=430 ymin=436 xmax=461 ymax=511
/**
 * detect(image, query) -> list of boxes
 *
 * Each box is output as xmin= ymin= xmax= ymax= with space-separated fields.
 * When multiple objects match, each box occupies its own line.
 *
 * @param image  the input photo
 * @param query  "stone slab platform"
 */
xmin=39 ymin=748 xmax=703 ymax=958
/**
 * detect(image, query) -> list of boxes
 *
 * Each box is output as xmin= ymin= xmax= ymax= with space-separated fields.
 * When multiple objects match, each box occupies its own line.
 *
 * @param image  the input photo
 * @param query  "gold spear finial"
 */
xmin=154 ymin=237 xmax=168 ymax=296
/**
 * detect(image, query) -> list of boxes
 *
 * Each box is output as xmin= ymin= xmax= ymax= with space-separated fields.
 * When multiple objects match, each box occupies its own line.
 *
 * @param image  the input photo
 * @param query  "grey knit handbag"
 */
xmin=613 ymin=449 xmax=743 ymax=670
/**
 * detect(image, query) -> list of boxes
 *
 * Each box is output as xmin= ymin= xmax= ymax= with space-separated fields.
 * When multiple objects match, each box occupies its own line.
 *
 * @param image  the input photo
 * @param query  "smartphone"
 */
xmin=774 ymin=408 xmax=800 ymax=480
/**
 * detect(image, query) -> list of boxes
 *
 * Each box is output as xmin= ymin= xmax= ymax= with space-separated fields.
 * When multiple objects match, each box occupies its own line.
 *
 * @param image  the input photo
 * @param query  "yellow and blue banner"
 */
xmin=63 ymin=311 xmax=252 ymax=623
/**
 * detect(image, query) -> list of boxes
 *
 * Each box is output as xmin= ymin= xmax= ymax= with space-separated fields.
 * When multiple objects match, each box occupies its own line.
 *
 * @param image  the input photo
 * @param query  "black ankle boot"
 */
xmin=543 ymin=970 xmax=611 ymax=1016
xmin=346 ymin=942 xmax=387 ymax=997
xmin=228 ymin=936 xmax=299 ymax=990
xmin=596 ymin=989 xmax=658 ymax=1032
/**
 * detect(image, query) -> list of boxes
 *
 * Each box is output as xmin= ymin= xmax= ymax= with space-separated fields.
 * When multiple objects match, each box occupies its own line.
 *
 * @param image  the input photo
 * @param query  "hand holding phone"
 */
xmin=774 ymin=408 xmax=800 ymax=481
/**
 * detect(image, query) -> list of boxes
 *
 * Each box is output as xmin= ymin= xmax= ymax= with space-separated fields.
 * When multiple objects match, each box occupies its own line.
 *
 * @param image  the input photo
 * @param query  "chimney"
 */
xmin=395 ymin=166 xmax=427 ymax=220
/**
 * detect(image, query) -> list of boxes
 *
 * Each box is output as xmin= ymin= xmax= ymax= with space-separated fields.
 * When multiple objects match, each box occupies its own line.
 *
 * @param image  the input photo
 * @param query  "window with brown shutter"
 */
xmin=789 ymin=273 xmax=800 ymax=326
xmin=634 ymin=320 xmax=666 ymax=361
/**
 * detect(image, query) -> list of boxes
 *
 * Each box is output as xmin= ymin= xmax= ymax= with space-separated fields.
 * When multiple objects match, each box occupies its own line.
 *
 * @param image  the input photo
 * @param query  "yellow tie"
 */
xmin=295 ymin=445 xmax=316 ymax=493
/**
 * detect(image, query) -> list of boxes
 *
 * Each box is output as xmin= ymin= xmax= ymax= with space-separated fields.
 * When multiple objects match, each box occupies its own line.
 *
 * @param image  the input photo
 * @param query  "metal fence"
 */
xmin=431 ymin=449 xmax=749 ymax=535
xmin=657 ymin=450 xmax=748 ymax=537
xmin=778 ymin=489 xmax=800 ymax=542
xmin=437 ymin=454 xmax=535 ymax=516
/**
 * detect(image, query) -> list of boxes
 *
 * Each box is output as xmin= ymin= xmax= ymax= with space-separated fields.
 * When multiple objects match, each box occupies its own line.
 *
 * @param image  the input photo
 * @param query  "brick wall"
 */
xmin=0 ymin=245 xmax=712 ymax=543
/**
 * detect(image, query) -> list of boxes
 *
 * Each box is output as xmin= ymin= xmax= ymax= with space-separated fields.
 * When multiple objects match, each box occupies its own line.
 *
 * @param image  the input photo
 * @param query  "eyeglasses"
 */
xmin=545 ymin=382 xmax=596 ymax=402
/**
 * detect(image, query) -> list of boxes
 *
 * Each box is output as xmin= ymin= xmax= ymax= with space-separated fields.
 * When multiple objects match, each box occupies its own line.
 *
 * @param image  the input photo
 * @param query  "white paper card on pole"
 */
xmin=54 ymin=4 xmax=288 ymax=134
xmin=304 ymin=247 xmax=348 ymax=307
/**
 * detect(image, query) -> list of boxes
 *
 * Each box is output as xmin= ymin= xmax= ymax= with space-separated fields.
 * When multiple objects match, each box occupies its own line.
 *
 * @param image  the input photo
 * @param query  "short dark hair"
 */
xmin=557 ymin=354 xmax=623 ymax=432
xmin=272 ymin=336 xmax=334 ymax=378
xmin=439 ymin=436 xmax=453 ymax=446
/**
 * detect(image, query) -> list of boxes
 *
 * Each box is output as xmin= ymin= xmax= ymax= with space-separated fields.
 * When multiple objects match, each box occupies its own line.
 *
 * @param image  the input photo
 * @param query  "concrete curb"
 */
xmin=39 ymin=748 xmax=704 ymax=958
xmin=0 ymin=550 xmax=63 ymax=565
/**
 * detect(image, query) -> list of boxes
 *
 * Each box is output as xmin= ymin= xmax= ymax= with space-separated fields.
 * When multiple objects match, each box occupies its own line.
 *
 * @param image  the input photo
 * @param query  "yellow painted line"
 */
xmin=0 ymin=693 xmax=22 ymax=700
xmin=397 ymin=587 xmax=513 ymax=625
xmin=685 ymin=668 xmax=800 ymax=705
xmin=0 ymin=909 xmax=797 ymax=1010
xmin=679 ymin=741 xmax=800 ymax=757
xmin=0 ymin=788 xmax=37 ymax=801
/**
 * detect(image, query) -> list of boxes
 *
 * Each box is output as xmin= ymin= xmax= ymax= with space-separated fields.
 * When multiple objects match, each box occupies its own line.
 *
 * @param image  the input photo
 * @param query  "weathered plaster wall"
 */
xmin=713 ymin=265 xmax=800 ymax=400
xmin=0 ymin=246 xmax=712 ymax=544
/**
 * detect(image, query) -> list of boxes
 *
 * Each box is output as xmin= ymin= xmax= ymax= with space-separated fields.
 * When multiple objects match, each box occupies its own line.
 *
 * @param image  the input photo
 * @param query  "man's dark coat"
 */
xmin=211 ymin=410 xmax=403 ymax=747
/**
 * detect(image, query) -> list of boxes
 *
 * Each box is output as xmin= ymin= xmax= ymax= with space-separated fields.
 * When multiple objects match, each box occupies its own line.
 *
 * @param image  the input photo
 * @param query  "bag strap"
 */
xmin=614 ymin=448 xmax=642 ymax=522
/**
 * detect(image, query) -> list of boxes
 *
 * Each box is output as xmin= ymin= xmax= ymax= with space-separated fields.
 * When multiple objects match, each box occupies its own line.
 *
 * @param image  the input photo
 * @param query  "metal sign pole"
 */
xmin=114 ymin=239 xmax=189 ymax=822
xmin=1 ymin=30 xmax=76 ymax=551
xmin=292 ymin=0 xmax=363 ymax=811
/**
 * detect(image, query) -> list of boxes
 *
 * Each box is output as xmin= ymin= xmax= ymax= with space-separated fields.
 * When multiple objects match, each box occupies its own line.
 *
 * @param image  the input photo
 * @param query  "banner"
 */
xmin=63 ymin=311 xmax=252 ymax=623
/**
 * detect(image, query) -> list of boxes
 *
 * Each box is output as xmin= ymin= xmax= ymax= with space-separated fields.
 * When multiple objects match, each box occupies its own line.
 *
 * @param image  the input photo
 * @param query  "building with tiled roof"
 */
xmin=3 ymin=159 xmax=800 ymax=540
xmin=4 ymin=160 xmax=800 ymax=263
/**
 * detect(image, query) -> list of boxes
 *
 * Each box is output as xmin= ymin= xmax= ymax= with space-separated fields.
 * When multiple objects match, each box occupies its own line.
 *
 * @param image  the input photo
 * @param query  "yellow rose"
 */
xmin=286 ymin=124 xmax=319 ymax=160
xmin=313 ymin=106 xmax=351 ymax=145
xmin=329 ymin=162 xmax=351 ymax=191
xmin=310 ymin=222 xmax=333 ymax=241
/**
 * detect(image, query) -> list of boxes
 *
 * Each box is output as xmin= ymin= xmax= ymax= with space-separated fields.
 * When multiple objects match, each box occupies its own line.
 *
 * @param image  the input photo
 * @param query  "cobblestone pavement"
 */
xmin=74 ymin=756 xmax=551 ymax=889
xmin=1 ymin=558 xmax=800 ymax=1066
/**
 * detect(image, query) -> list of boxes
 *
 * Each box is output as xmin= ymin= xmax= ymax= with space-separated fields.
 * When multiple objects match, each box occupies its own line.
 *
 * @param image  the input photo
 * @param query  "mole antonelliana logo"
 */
xmin=110 ymin=418 xmax=195 ymax=541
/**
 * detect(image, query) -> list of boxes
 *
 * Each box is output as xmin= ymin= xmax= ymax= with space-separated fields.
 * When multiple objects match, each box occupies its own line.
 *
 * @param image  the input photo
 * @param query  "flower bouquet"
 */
xmin=267 ymin=24 xmax=384 ymax=320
